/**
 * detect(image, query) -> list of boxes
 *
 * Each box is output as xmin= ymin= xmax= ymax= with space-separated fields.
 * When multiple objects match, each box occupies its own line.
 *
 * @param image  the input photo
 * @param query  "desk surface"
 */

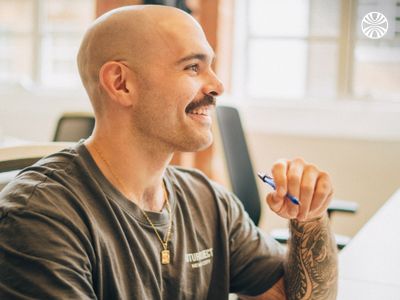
xmin=338 ymin=188 xmax=400 ymax=299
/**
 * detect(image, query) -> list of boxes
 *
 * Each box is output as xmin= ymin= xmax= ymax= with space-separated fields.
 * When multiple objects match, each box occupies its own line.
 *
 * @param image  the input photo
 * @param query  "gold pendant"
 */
xmin=161 ymin=249 xmax=170 ymax=264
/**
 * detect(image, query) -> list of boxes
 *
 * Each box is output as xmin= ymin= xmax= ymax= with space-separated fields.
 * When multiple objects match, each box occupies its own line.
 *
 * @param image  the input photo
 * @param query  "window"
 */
xmin=0 ymin=0 xmax=95 ymax=88
xmin=233 ymin=0 xmax=400 ymax=102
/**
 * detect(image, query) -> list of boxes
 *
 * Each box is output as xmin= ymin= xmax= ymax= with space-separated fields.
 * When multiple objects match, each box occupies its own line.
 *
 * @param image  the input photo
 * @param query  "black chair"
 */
xmin=216 ymin=105 xmax=358 ymax=249
xmin=53 ymin=112 xmax=95 ymax=142
xmin=216 ymin=105 xmax=262 ymax=225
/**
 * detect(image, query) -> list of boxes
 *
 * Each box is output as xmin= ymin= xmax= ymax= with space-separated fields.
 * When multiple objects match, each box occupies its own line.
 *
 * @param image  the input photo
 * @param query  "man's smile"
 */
xmin=186 ymin=105 xmax=213 ymax=124
xmin=188 ymin=106 xmax=210 ymax=116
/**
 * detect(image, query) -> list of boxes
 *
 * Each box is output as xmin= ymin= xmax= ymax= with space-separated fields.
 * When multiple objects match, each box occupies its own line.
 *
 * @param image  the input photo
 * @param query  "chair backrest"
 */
xmin=53 ymin=112 xmax=95 ymax=142
xmin=0 ymin=143 xmax=72 ymax=190
xmin=216 ymin=105 xmax=261 ymax=224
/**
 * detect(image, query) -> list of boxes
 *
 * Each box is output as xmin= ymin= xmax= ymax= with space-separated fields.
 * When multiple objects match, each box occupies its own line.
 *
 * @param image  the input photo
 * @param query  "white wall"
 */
xmin=0 ymin=88 xmax=92 ymax=142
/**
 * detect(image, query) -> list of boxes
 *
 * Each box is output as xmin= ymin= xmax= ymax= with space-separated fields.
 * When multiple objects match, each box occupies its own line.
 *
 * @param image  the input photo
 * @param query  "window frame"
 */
xmin=0 ymin=0 xmax=94 ymax=90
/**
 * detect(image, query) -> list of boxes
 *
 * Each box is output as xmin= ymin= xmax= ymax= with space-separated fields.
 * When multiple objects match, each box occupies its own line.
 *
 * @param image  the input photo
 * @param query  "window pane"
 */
xmin=40 ymin=0 xmax=94 ymax=87
xmin=309 ymin=0 xmax=340 ymax=37
xmin=249 ymin=0 xmax=309 ymax=37
xmin=353 ymin=41 xmax=400 ymax=100
xmin=0 ymin=0 xmax=33 ymax=33
xmin=0 ymin=35 xmax=32 ymax=82
xmin=248 ymin=39 xmax=307 ymax=99
xmin=397 ymin=3 xmax=400 ymax=34
xmin=307 ymin=42 xmax=338 ymax=99
xmin=41 ymin=34 xmax=82 ymax=87
xmin=42 ymin=0 xmax=95 ymax=32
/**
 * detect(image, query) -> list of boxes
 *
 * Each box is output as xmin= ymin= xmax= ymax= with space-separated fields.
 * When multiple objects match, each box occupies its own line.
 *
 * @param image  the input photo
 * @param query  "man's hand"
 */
xmin=266 ymin=157 xmax=334 ymax=222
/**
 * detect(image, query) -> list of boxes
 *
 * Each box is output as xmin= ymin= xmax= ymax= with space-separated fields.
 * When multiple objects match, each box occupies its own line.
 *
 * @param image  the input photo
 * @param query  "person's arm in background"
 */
xmin=240 ymin=158 xmax=338 ymax=300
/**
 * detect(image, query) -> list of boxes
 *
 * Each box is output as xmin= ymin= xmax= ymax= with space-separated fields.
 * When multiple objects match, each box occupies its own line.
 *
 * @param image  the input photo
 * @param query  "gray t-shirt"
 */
xmin=0 ymin=142 xmax=284 ymax=299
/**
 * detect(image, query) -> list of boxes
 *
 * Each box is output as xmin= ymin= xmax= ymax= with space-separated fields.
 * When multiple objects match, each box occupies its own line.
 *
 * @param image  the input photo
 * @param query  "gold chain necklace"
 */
xmin=92 ymin=143 xmax=173 ymax=264
xmin=141 ymin=189 xmax=173 ymax=265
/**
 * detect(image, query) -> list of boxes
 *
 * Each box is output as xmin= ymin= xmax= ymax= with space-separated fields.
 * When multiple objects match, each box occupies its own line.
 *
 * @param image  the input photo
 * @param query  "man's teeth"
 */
xmin=190 ymin=107 xmax=209 ymax=115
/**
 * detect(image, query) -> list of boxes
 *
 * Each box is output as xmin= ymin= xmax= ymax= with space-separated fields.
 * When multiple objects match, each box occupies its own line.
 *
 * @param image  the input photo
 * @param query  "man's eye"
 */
xmin=186 ymin=64 xmax=199 ymax=73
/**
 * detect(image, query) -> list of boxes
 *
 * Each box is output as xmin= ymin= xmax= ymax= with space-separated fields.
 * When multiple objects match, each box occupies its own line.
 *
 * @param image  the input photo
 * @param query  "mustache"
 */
xmin=185 ymin=95 xmax=216 ymax=113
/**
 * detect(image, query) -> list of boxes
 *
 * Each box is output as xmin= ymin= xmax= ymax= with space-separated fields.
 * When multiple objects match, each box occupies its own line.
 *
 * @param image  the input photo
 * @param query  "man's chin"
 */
xmin=194 ymin=138 xmax=213 ymax=152
xmin=176 ymin=134 xmax=213 ymax=153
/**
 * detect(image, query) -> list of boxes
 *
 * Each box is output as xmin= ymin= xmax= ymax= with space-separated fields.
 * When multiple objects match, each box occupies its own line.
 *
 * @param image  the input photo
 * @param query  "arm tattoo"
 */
xmin=284 ymin=215 xmax=338 ymax=300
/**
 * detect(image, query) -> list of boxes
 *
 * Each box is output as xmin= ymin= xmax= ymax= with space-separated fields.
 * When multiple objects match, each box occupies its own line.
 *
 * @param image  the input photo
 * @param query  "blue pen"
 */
xmin=257 ymin=172 xmax=300 ymax=205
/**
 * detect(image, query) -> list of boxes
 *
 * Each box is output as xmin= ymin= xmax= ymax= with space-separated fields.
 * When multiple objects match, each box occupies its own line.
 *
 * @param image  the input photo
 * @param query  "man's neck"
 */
xmin=84 ymin=134 xmax=173 ymax=212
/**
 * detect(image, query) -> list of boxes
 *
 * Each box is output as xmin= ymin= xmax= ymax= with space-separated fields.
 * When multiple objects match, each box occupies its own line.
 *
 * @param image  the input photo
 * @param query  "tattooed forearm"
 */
xmin=284 ymin=214 xmax=338 ymax=300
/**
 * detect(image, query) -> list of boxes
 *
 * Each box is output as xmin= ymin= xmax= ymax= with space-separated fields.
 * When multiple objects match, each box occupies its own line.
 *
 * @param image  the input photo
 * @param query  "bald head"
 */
xmin=77 ymin=5 xmax=205 ymax=112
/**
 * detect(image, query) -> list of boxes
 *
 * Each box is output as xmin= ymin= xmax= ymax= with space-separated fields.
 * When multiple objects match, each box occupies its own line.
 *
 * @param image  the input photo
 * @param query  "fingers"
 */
xmin=310 ymin=172 xmax=334 ymax=216
xmin=270 ymin=158 xmax=302 ymax=219
xmin=297 ymin=164 xmax=319 ymax=221
xmin=266 ymin=158 xmax=334 ymax=221
xmin=287 ymin=158 xmax=304 ymax=200
xmin=266 ymin=192 xmax=284 ymax=215
xmin=271 ymin=159 xmax=288 ymax=198
xmin=285 ymin=158 xmax=305 ymax=219
xmin=267 ymin=192 xmax=297 ymax=220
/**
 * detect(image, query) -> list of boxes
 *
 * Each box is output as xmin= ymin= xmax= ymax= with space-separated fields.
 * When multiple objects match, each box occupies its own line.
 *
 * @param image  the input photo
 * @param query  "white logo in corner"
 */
xmin=361 ymin=12 xmax=388 ymax=39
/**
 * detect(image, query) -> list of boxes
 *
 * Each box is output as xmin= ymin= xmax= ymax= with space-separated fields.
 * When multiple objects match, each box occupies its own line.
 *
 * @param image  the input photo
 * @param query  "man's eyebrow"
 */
xmin=175 ymin=53 xmax=215 ymax=65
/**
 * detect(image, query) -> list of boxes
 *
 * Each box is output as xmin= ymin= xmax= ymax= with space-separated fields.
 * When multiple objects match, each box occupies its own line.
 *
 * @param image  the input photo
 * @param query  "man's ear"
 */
xmin=99 ymin=61 xmax=135 ymax=107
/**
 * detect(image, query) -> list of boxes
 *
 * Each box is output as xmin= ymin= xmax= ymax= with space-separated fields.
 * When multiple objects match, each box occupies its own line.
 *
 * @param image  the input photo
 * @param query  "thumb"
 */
xmin=266 ymin=192 xmax=284 ymax=213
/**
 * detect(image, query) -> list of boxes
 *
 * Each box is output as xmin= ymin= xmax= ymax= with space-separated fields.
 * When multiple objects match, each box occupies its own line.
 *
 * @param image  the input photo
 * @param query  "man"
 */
xmin=0 ymin=5 xmax=337 ymax=299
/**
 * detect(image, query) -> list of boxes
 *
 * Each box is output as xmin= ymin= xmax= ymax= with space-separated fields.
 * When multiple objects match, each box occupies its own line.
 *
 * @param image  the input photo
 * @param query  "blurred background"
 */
xmin=0 ymin=0 xmax=399 ymax=239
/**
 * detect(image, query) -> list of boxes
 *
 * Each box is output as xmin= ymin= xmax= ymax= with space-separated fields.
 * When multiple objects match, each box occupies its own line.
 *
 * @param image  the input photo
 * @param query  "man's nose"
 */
xmin=203 ymin=70 xmax=225 ymax=97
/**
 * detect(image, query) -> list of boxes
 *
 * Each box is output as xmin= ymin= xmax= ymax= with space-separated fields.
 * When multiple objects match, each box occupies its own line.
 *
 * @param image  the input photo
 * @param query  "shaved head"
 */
xmin=77 ymin=5 xmax=204 ymax=113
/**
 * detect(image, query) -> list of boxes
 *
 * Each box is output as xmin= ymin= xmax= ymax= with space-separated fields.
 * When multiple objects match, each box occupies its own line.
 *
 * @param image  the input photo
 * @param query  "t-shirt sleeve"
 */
xmin=225 ymin=191 xmax=285 ymax=296
xmin=0 ymin=208 xmax=96 ymax=299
